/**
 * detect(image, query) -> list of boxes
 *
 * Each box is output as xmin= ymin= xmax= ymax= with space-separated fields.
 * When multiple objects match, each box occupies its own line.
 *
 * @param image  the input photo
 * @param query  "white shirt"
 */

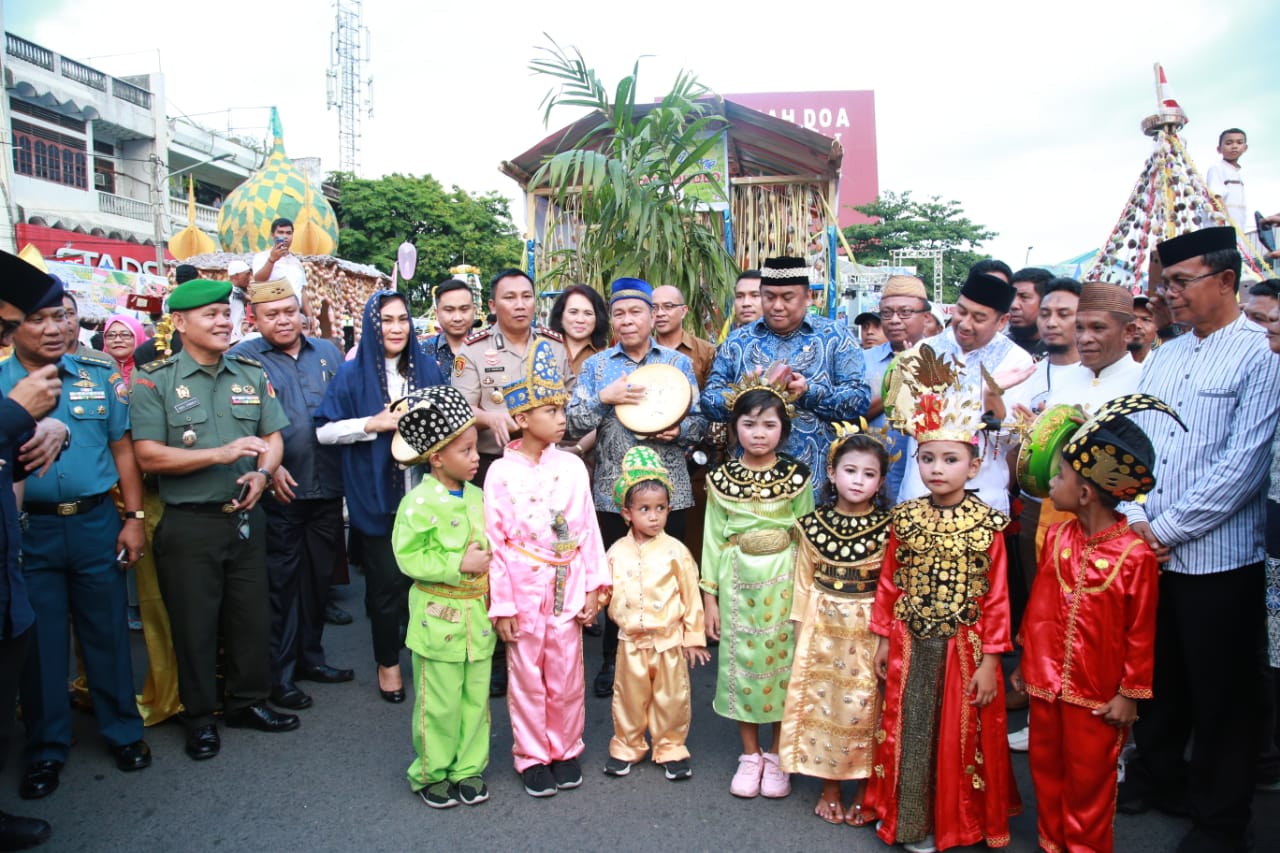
xmin=1024 ymin=357 xmax=1080 ymax=414
xmin=1046 ymin=353 xmax=1142 ymax=413
xmin=896 ymin=330 xmax=1035 ymax=514
xmin=229 ymin=286 xmax=251 ymax=343
xmin=251 ymin=250 xmax=307 ymax=302
xmin=1206 ymin=159 xmax=1246 ymax=227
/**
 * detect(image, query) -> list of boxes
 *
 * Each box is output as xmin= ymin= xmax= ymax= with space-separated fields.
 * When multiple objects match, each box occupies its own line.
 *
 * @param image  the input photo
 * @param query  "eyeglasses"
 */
xmin=103 ymin=331 xmax=136 ymax=341
xmin=879 ymin=308 xmax=927 ymax=320
xmin=1156 ymin=271 xmax=1218 ymax=294
xmin=653 ymin=302 xmax=686 ymax=313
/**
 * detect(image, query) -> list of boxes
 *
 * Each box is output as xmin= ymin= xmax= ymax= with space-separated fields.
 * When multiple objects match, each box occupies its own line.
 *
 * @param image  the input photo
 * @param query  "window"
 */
xmin=11 ymin=127 xmax=88 ymax=189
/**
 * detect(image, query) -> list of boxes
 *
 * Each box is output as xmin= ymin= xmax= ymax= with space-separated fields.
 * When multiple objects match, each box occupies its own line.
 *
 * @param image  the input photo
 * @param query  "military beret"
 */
xmin=169 ymin=279 xmax=232 ymax=311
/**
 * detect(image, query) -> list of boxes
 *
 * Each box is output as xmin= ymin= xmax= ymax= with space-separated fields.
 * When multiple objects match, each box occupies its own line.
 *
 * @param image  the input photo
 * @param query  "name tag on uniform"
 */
xmin=230 ymin=394 xmax=261 ymax=405
xmin=68 ymin=390 xmax=106 ymax=401
xmin=174 ymin=398 xmax=201 ymax=413
xmin=483 ymin=366 xmax=505 ymax=373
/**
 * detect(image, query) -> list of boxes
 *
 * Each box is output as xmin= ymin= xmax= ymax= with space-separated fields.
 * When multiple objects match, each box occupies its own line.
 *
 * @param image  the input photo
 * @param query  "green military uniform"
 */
xmin=452 ymin=327 xmax=571 ymax=458
xmin=393 ymin=476 xmax=494 ymax=791
xmin=129 ymin=346 xmax=289 ymax=726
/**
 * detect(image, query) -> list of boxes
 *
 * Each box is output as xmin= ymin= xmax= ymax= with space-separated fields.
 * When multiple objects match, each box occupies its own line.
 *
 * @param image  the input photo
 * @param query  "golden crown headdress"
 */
xmin=723 ymin=361 xmax=800 ymax=418
xmin=827 ymin=418 xmax=903 ymax=467
xmin=884 ymin=344 xmax=987 ymax=445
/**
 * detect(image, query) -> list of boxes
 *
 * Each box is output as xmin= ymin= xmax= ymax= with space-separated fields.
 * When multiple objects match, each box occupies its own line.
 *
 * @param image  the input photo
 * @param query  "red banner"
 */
xmin=722 ymin=90 xmax=878 ymax=230
xmin=15 ymin=223 xmax=173 ymax=276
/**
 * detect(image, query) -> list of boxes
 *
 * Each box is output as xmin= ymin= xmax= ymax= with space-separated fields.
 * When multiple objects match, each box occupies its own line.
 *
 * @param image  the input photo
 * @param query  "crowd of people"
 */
xmin=0 ymin=220 xmax=1276 ymax=853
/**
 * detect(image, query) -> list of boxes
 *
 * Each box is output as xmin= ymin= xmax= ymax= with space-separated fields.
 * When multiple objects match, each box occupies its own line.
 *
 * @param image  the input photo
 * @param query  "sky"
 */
xmin=6 ymin=0 xmax=1279 ymax=270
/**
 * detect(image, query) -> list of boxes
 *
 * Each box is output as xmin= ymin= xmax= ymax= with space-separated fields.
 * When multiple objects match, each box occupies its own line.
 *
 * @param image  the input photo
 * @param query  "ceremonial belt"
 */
xmin=25 ymin=492 xmax=111 ymax=517
xmin=415 ymin=580 xmax=487 ymax=600
xmin=508 ymin=541 xmax=578 ymax=615
xmin=813 ymin=570 xmax=878 ymax=595
xmin=723 ymin=527 xmax=794 ymax=556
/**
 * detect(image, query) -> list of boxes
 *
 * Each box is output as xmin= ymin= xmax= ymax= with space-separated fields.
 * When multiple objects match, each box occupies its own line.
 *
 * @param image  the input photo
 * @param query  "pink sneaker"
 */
xmin=729 ymin=752 xmax=764 ymax=797
xmin=760 ymin=752 xmax=791 ymax=798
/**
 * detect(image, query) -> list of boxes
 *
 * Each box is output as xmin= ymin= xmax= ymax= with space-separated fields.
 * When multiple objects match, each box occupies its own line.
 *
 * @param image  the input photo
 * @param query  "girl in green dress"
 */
xmin=702 ymin=386 xmax=813 ymax=800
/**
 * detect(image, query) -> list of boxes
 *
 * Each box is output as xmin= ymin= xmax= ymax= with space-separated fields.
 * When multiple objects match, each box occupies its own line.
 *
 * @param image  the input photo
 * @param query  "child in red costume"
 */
xmin=1011 ymin=394 xmax=1180 ymax=853
xmin=867 ymin=344 xmax=1022 ymax=852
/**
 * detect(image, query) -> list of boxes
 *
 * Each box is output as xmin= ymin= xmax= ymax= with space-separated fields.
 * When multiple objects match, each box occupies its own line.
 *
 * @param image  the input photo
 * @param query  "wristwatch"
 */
xmin=122 ymin=510 xmax=146 ymax=520
xmin=256 ymin=468 xmax=272 ymax=481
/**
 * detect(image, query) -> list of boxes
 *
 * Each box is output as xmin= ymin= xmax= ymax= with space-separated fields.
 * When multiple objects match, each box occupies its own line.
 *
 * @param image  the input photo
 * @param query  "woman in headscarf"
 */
xmin=102 ymin=314 xmax=150 ymax=383
xmin=316 ymin=290 xmax=443 ymax=702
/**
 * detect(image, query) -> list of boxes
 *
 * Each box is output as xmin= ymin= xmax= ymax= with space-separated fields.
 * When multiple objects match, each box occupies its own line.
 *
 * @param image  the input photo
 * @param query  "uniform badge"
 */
xmin=483 ymin=349 xmax=499 ymax=366
xmin=182 ymin=428 xmax=198 ymax=446
xmin=176 ymin=385 xmax=191 ymax=400
xmin=96 ymin=405 xmax=106 ymax=415
xmin=453 ymin=356 xmax=465 ymax=377
xmin=243 ymin=384 xmax=255 ymax=395
xmin=490 ymin=390 xmax=504 ymax=404
xmin=72 ymin=406 xmax=84 ymax=416
xmin=231 ymin=384 xmax=243 ymax=393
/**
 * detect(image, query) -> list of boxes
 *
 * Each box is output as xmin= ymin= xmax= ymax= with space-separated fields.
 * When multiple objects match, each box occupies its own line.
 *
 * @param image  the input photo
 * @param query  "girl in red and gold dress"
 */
xmin=866 ymin=345 xmax=1021 ymax=853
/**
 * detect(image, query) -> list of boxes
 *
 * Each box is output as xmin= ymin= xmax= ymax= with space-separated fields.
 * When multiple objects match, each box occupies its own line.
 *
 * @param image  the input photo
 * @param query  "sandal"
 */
xmin=814 ymin=799 xmax=845 ymax=825
xmin=846 ymin=802 xmax=870 ymax=827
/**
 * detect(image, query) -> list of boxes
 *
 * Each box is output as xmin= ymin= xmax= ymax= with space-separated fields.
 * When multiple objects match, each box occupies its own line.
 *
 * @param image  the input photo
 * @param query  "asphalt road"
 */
xmin=12 ymin=574 xmax=1277 ymax=852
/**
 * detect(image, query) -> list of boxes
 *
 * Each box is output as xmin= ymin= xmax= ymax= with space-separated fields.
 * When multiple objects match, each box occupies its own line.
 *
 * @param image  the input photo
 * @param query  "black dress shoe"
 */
xmin=185 ymin=725 xmax=220 ymax=761
xmin=379 ymin=687 xmax=406 ymax=704
xmin=110 ymin=741 xmax=152 ymax=772
xmin=17 ymin=763 xmax=61 ymax=801
xmin=593 ymin=663 xmax=615 ymax=698
xmin=224 ymin=702 xmax=300 ymax=733
xmin=269 ymin=686 xmax=313 ymax=710
xmin=296 ymin=664 xmax=355 ymax=684
xmin=0 ymin=810 xmax=51 ymax=850
xmin=324 ymin=603 xmax=353 ymax=625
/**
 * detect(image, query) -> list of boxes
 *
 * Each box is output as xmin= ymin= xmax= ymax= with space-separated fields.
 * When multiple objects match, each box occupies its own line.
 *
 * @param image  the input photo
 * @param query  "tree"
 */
xmin=843 ymin=191 xmax=998 ymax=303
xmin=529 ymin=35 xmax=738 ymax=329
xmin=329 ymin=172 xmax=523 ymax=306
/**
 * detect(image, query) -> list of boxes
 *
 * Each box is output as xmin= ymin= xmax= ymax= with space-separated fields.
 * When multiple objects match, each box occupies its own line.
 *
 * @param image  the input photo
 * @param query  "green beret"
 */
xmin=168 ymin=279 xmax=232 ymax=311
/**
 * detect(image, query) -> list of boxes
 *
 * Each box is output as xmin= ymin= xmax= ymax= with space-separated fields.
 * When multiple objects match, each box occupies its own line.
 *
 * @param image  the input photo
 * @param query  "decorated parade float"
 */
xmin=1084 ymin=64 xmax=1270 ymax=292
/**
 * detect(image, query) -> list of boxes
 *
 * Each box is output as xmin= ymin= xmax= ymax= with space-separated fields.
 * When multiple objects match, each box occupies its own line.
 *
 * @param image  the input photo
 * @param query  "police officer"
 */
xmin=451 ymin=268 xmax=570 ymax=696
xmin=130 ymin=278 xmax=297 ymax=761
xmin=0 ymin=278 xmax=150 ymax=800
xmin=230 ymin=280 xmax=352 ymax=710
xmin=452 ymin=268 xmax=571 ymax=484
xmin=0 ymin=250 xmax=66 ymax=849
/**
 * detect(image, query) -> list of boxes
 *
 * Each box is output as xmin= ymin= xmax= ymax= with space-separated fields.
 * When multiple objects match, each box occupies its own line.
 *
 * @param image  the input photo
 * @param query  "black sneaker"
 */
xmin=457 ymin=777 xmax=489 ymax=805
xmin=603 ymin=757 xmax=632 ymax=777
xmin=417 ymin=781 xmax=459 ymax=809
xmin=663 ymin=758 xmax=692 ymax=781
xmin=550 ymin=757 xmax=582 ymax=789
xmin=522 ymin=764 xmax=558 ymax=798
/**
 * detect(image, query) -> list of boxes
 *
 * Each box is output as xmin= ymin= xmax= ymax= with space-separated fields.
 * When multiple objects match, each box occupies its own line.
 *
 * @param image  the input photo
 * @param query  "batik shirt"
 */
xmin=702 ymin=315 xmax=869 ymax=499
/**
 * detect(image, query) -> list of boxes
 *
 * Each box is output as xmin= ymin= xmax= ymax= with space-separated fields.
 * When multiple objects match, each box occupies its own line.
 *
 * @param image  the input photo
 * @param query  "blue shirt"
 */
xmin=566 ymin=340 xmax=705 ymax=513
xmin=0 ymin=352 xmax=129 ymax=502
xmin=0 ymin=397 xmax=36 ymax=638
xmin=702 ymin=315 xmax=870 ymax=499
xmin=425 ymin=333 xmax=455 ymax=385
xmin=864 ymin=341 xmax=909 ymax=502
xmin=231 ymin=335 xmax=344 ymax=501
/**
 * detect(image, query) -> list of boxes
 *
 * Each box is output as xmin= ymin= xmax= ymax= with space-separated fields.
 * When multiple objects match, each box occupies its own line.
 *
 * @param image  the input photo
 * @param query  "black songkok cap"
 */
xmin=1156 ymin=226 xmax=1236 ymax=268
xmin=959 ymin=270 xmax=1015 ymax=313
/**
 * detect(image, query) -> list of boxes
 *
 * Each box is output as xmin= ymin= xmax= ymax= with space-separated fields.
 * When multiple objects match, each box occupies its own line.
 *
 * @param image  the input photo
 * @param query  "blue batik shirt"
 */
xmin=702 ymin=315 xmax=870 ymax=499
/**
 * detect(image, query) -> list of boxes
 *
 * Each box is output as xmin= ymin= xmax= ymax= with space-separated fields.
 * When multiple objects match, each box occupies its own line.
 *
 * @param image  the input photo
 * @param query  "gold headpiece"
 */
xmin=827 ymin=418 xmax=902 ymax=468
xmin=723 ymin=362 xmax=799 ymax=418
xmin=884 ymin=344 xmax=986 ymax=445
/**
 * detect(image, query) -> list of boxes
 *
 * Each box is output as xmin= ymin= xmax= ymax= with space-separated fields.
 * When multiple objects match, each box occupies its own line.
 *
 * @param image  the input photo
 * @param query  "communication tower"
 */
xmin=326 ymin=0 xmax=373 ymax=174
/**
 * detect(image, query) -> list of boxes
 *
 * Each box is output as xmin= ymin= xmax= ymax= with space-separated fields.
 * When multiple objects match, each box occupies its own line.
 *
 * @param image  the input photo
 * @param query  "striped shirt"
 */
xmin=1122 ymin=314 xmax=1280 ymax=574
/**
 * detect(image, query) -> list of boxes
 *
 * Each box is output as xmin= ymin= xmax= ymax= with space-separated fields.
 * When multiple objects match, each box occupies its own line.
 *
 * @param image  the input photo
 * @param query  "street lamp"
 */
xmin=152 ymin=152 xmax=233 ymax=268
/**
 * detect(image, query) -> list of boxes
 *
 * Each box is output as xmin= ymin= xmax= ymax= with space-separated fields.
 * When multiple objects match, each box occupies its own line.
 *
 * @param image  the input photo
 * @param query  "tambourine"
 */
xmin=614 ymin=363 xmax=693 ymax=437
xmin=1016 ymin=404 xmax=1084 ymax=498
